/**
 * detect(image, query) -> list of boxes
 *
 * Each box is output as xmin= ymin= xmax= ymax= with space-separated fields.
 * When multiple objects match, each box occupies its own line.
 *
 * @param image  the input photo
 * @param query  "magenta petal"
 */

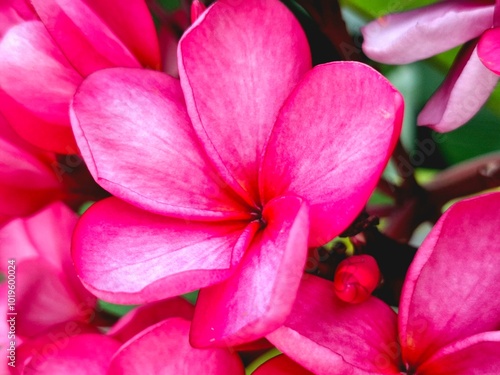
xmin=0 ymin=21 xmax=81 ymax=153
xmin=71 ymin=67 xmax=250 ymax=220
xmin=417 ymin=332 xmax=500 ymax=375
xmin=260 ymin=62 xmax=403 ymax=246
xmin=417 ymin=41 xmax=498 ymax=132
xmin=190 ymin=196 xmax=309 ymax=347
xmin=478 ymin=26 xmax=500 ymax=74
xmin=179 ymin=0 xmax=311 ymax=203
xmin=267 ymin=275 xmax=401 ymax=375
xmin=73 ymin=197 xmax=255 ymax=304
xmin=31 ymin=0 xmax=160 ymax=75
xmin=24 ymin=334 xmax=120 ymax=374
xmin=362 ymin=0 xmax=495 ymax=64
xmin=0 ymin=0 xmax=36 ymax=37
xmin=399 ymin=192 xmax=500 ymax=367
xmin=108 ymin=297 xmax=195 ymax=343
xmin=253 ymin=355 xmax=314 ymax=375
xmin=109 ymin=317 xmax=244 ymax=374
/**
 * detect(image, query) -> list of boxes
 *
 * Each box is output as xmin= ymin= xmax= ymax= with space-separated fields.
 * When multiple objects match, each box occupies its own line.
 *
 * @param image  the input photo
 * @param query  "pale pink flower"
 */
xmin=0 ymin=0 xmax=160 ymax=153
xmin=71 ymin=0 xmax=403 ymax=347
xmin=362 ymin=0 xmax=500 ymax=132
xmin=268 ymin=192 xmax=500 ymax=374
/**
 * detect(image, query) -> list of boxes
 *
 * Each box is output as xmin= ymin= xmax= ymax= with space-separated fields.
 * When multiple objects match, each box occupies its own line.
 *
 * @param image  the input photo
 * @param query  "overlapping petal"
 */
xmin=108 ymin=317 xmax=245 ymax=374
xmin=478 ymin=26 xmax=500 ymax=74
xmin=73 ymin=197 xmax=256 ymax=304
xmin=31 ymin=0 xmax=160 ymax=76
xmin=23 ymin=334 xmax=121 ymax=375
xmin=70 ymin=68 xmax=251 ymax=220
xmin=0 ymin=21 xmax=81 ymax=153
xmin=0 ymin=0 xmax=36 ymax=37
xmin=260 ymin=62 xmax=403 ymax=246
xmin=190 ymin=196 xmax=309 ymax=347
xmin=399 ymin=192 xmax=500 ymax=367
xmin=417 ymin=41 xmax=498 ymax=132
xmin=267 ymin=275 xmax=401 ymax=375
xmin=362 ymin=0 xmax=495 ymax=64
xmin=179 ymin=0 xmax=311 ymax=204
xmin=253 ymin=355 xmax=314 ymax=375
xmin=416 ymin=331 xmax=500 ymax=375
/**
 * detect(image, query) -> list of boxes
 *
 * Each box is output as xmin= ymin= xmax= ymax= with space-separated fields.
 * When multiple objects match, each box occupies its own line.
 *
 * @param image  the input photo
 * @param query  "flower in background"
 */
xmin=70 ymin=0 xmax=403 ymax=348
xmin=17 ymin=297 xmax=244 ymax=375
xmin=362 ymin=0 xmax=500 ymax=132
xmin=0 ymin=0 xmax=160 ymax=153
xmin=267 ymin=192 xmax=500 ymax=374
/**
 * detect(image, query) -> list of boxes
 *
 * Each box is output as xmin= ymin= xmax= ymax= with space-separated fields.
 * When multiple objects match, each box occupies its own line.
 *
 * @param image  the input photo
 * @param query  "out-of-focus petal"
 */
xmin=23 ymin=334 xmax=120 ymax=374
xmin=0 ymin=0 xmax=36 ymax=37
xmin=73 ymin=197 xmax=257 ymax=304
xmin=108 ymin=297 xmax=195 ymax=343
xmin=417 ymin=331 xmax=500 ymax=375
xmin=0 ymin=21 xmax=80 ymax=153
xmin=417 ymin=41 xmax=498 ymax=132
xmin=179 ymin=0 xmax=311 ymax=204
xmin=109 ymin=317 xmax=244 ymax=374
xmin=399 ymin=192 xmax=500 ymax=367
xmin=267 ymin=275 xmax=401 ymax=375
xmin=260 ymin=62 xmax=403 ymax=246
xmin=190 ymin=196 xmax=309 ymax=347
xmin=253 ymin=355 xmax=315 ymax=375
xmin=71 ymin=67 xmax=251 ymax=220
xmin=362 ymin=0 xmax=495 ymax=64
xmin=478 ymin=26 xmax=500 ymax=74
xmin=31 ymin=0 xmax=160 ymax=75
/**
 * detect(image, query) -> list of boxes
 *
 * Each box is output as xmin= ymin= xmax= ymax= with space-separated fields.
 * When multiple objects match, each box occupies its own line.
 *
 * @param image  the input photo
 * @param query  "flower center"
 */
xmin=250 ymin=210 xmax=267 ymax=229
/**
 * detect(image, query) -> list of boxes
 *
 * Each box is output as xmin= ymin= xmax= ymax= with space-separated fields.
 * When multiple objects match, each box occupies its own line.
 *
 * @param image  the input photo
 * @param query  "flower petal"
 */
xmin=267 ymin=275 xmax=401 ymax=375
xmin=190 ymin=196 xmax=309 ymax=347
xmin=253 ymin=355 xmax=314 ymax=375
xmin=417 ymin=41 xmax=498 ymax=132
xmin=108 ymin=297 xmax=195 ymax=343
xmin=23 ymin=334 xmax=120 ymax=375
xmin=0 ymin=21 xmax=81 ymax=153
xmin=362 ymin=0 xmax=495 ymax=64
xmin=399 ymin=192 xmax=500 ymax=367
xmin=260 ymin=62 xmax=403 ymax=246
xmin=417 ymin=331 xmax=500 ymax=375
xmin=478 ymin=26 xmax=500 ymax=74
xmin=73 ymin=197 xmax=256 ymax=304
xmin=109 ymin=317 xmax=244 ymax=374
xmin=179 ymin=0 xmax=311 ymax=204
xmin=71 ymin=67 xmax=250 ymax=220
xmin=31 ymin=0 xmax=160 ymax=75
xmin=0 ymin=0 xmax=36 ymax=37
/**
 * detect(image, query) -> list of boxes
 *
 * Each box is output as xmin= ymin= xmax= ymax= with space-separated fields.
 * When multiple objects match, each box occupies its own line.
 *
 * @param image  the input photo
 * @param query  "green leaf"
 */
xmin=245 ymin=348 xmax=282 ymax=375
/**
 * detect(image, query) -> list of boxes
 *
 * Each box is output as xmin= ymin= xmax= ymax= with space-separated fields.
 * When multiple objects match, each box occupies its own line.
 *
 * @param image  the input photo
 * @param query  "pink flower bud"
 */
xmin=333 ymin=255 xmax=380 ymax=304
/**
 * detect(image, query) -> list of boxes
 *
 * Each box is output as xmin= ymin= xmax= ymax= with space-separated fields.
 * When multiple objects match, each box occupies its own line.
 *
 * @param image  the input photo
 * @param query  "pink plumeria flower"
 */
xmin=19 ymin=297 xmax=244 ymax=375
xmin=70 ymin=0 xmax=403 ymax=347
xmin=362 ymin=0 xmax=500 ymax=132
xmin=0 ymin=202 xmax=97 ymax=339
xmin=0 ymin=0 xmax=160 ymax=153
xmin=268 ymin=192 xmax=500 ymax=374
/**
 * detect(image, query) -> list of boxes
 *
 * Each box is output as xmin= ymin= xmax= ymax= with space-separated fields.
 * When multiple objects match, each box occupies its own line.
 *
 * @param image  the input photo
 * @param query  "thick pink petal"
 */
xmin=14 ymin=258 xmax=96 ymax=337
xmin=260 ymin=62 xmax=403 ymax=247
xmin=253 ymin=355 xmax=314 ymax=375
xmin=23 ymin=333 xmax=120 ymax=374
xmin=362 ymin=0 xmax=495 ymax=64
xmin=0 ymin=0 xmax=36 ymax=37
xmin=179 ymin=0 xmax=311 ymax=204
xmin=71 ymin=67 xmax=250 ymax=220
xmin=417 ymin=41 xmax=498 ymax=132
xmin=31 ymin=0 xmax=160 ymax=76
xmin=399 ymin=192 xmax=500 ymax=367
xmin=73 ymin=197 xmax=256 ymax=304
xmin=0 ymin=21 xmax=80 ymax=153
xmin=478 ymin=26 xmax=500 ymax=74
xmin=267 ymin=275 xmax=401 ymax=375
xmin=109 ymin=317 xmax=244 ymax=374
xmin=417 ymin=332 xmax=500 ymax=375
xmin=108 ymin=297 xmax=195 ymax=343
xmin=190 ymin=196 xmax=309 ymax=347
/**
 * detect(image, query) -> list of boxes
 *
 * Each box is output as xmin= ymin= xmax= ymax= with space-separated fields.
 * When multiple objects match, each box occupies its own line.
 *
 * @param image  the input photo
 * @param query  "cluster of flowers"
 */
xmin=0 ymin=0 xmax=499 ymax=373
